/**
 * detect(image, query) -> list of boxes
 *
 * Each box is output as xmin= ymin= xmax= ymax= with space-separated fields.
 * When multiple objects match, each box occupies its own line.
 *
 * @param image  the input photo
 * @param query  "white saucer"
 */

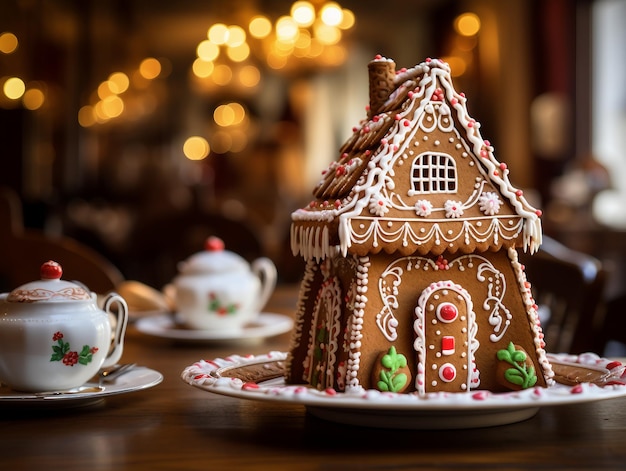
xmin=135 ymin=312 xmax=294 ymax=343
xmin=0 ymin=366 xmax=163 ymax=407
xmin=181 ymin=352 xmax=626 ymax=429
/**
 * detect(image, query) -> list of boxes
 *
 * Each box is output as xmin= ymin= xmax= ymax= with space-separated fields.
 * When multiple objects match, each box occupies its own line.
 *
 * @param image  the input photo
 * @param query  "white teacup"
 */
xmin=0 ymin=260 xmax=128 ymax=392
xmin=170 ymin=237 xmax=277 ymax=332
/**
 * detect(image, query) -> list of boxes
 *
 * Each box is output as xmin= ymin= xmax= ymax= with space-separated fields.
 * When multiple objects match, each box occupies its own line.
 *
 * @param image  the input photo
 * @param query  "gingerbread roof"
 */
xmin=291 ymin=56 xmax=542 ymax=260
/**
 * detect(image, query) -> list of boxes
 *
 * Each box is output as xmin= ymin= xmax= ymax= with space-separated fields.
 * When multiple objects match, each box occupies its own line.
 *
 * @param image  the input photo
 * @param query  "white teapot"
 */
xmin=171 ymin=237 xmax=277 ymax=331
xmin=0 ymin=260 xmax=128 ymax=392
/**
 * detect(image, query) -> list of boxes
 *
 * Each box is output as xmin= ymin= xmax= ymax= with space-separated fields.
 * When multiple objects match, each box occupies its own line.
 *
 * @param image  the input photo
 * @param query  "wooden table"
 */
xmin=2 ymin=284 xmax=626 ymax=470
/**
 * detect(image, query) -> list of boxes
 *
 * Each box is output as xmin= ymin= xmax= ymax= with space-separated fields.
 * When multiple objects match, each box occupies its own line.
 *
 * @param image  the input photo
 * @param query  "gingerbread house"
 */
xmin=285 ymin=56 xmax=554 ymax=395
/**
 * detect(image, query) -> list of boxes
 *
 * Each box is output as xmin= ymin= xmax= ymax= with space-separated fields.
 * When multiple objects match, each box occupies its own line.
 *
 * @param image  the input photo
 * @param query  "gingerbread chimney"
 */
xmin=368 ymin=57 xmax=396 ymax=118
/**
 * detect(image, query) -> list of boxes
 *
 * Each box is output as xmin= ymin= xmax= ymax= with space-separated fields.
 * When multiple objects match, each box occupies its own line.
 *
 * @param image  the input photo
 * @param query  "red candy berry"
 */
xmin=205 ymin=236 xmax=225 ymax=252
xmin=41 ymin=260 xmax=62 ymax=280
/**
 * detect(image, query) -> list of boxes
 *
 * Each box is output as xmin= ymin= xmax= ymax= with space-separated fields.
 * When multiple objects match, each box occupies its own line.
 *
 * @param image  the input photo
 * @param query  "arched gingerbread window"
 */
xmin=409 ymin=152 xmax=457 ymax=195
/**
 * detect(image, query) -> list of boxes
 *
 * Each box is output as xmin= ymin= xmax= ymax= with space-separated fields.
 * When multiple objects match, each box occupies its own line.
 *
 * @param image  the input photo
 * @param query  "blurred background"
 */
xmin=0 ymin=0 xmax=625 ymax=296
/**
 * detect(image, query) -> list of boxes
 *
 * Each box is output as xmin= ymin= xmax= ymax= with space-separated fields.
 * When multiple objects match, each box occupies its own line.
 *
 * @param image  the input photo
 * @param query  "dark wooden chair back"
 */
xmin=125 ymin=209 xmax=264 ymax=289
xmin=0 ymin=187 xmax=124 ymax=294
xmin=520 ymin=236 xmax=606 ymax=354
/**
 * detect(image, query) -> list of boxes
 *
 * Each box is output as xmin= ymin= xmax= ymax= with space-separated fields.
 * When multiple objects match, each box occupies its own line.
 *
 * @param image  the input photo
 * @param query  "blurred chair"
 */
xmin=520 ymin=235 xmax=606 ymax=354
xmin=0 ymin=187 xmax=124 ymax=294
xmin=596 ymin=293 xmax=626 ymax=356
xmin=125 ymin=209 xmax=264 ymax=289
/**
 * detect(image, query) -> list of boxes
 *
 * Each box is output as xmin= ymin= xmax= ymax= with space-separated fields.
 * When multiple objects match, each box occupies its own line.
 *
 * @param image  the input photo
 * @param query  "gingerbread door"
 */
xmin=413 ymin=280 xmax=480 ymax=394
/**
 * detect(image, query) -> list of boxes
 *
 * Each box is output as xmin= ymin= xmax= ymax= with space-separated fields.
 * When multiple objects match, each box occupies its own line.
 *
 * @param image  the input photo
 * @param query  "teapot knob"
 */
xmin=204 ymin=236 xmax=225 ymax=252
xmin=40 ymin=260 xmax=63 ymax=280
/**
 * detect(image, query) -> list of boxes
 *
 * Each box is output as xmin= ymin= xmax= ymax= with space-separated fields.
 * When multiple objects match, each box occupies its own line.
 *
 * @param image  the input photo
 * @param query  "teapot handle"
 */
xmin=251 ymin=257 xmax=277 ymax=313
xmin=101 ymin=293 xmax=129 ymax=368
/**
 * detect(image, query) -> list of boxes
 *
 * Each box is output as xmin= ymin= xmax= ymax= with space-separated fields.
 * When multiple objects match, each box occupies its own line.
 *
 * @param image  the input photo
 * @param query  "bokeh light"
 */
xmin=139 ymin=57 xmax=161 ymax=80
xmin=211 ymin=64 xmax=233 ymax=85
xmin=214 ymin=102 xmax=246 ymax=127
xmin=108 ymin=72 xmax=130 ymax=94
xmin=183 ymin=136 xmax=210 ymax=160
xmin=227 ymin=42 xmax=250 ymax=62
xmin=238 ymin=65 xmax=261 ymax=87
xmin=249 ymin=16 xmax=272 ymax=39
xmin=3 ymin=77 xmax=25 ymax=100
xmin=23 ymin=86 xmax=45 ymax=110
xmin=197 ymin=40 xmax=220 ymax=61
xmin=276 ymin=16 xmax=299 ymax=42
xmin=78 ymin=105 xmax=96 ymax=127
xmin=320 ymin=2 xmax=343 ymax=27
xmin=102 ymin=95 xmax=124 ymax=118
xmin=192 ymin=58 xmax=215 ymax=78
xmin=0 ymin=32 xmax=18 ymax=54
xmin=226 ymin=25 xmax=246 ymax=47
xmin=291 ymin=2 xmax=315 ymax=27
xmin=208 ymin=23 xmax=230 ymax=44
xmin=454 ymin=12 xmax=481 ymax=37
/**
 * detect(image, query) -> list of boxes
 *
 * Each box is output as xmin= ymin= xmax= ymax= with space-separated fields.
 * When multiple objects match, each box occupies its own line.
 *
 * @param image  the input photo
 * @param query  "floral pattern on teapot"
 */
xmin=208 ymin=292 xmax=239 ymax=316
xmin=50 ymin=331 xmax=99 ymax=367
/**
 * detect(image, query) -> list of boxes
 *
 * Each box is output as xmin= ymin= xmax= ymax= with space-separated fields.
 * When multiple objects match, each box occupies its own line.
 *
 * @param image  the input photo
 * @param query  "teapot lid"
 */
xmin=179 ymin=237 xmax=249 ymax=275
xmin=6 ymin=261 xmax=92 ymax=303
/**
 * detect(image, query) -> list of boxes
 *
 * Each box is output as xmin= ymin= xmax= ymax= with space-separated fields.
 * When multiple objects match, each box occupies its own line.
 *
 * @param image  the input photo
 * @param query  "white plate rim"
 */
xmin=135 ymin=312 xmax=294 ymax=341
xmin=181 ymin=351 xmax=626 ymax=412
xmin=0 ymin=366 xmax=163 ymax=403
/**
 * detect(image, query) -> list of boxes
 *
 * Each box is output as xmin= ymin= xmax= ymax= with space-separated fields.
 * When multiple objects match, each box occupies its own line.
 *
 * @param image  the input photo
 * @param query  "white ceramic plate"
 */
xmin=181 ymin=352 xmax=626 ymax=429
xmin=135 ymin=312 xmax=294 ymax=342
xmin=0 ymin=366 xmax=163 ymax=407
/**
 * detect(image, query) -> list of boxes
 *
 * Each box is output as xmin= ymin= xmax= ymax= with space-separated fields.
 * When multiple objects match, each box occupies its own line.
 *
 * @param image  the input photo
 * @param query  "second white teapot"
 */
xmin=171 ymin=237 xmax=277 ymax=332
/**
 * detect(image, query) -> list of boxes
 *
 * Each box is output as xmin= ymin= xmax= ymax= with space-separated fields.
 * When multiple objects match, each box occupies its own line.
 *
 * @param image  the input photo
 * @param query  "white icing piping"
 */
xmin=348 ymin=216 xmax=526 ymax=252
xmin=345 ymin=256 xmax=370 ymax=391
xmin=508 ymin=247 xmax=555 ymax=386
xmin=292 ymin=58 xmax=542 ymax=260
xmin=414 ymin=280 xmax=479 ymax=395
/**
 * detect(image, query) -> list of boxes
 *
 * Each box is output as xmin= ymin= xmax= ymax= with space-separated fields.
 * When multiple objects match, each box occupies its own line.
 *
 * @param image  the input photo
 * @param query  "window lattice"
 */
xmin=411 ymin=153 xmax=457 ymax=194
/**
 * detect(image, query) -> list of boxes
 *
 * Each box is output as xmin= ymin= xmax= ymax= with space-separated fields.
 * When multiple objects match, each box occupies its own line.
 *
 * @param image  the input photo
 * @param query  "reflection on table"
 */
xmin=2 ymin=284 xmax=626 ymax=471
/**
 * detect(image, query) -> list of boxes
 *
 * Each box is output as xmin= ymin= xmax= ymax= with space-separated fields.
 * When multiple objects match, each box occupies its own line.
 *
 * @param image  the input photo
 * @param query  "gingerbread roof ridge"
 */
xmin=292 ymin=57 xmax=542 ymax=260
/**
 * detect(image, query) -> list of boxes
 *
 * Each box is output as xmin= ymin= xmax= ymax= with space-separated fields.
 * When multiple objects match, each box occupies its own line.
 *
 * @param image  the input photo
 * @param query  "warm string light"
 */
xmin=0 ymin=31 xmax=47 ymax=111
xmin=185 ymin=1 xmax=355 ymax=159
xmin=78 ymin=57 xmax=165 ymax=127
xmin=263 ymin=1 xmax=354 ymax=71
xmin=192 ymin=22 xmax=260 ymax=92
xmin=442 ymin=12 xmax=481 ymax=78
xmin=190 ymin=1 xmax=354 ymax=85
